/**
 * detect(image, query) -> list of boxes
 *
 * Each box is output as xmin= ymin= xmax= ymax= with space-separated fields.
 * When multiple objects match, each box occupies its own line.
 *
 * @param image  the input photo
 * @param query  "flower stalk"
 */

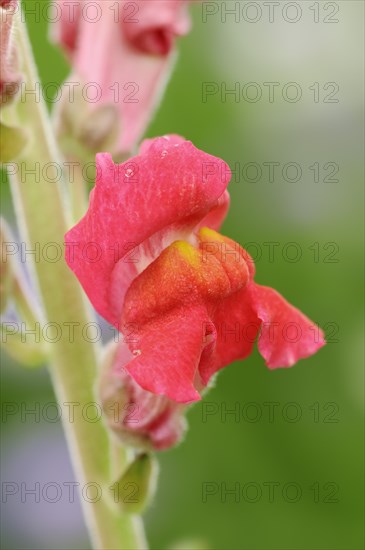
xmin=9 ymin=11 xmax=147 ymax=550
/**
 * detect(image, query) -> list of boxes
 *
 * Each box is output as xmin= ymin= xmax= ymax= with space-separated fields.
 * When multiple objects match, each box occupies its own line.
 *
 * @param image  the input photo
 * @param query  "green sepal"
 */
xmin=108 ymin=453 xmax=158 ymax=515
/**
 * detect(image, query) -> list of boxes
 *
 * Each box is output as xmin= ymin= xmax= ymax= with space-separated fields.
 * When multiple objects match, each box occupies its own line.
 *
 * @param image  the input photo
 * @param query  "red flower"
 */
xmin=52 ymin=0 xmax=192 ymax=154
xmin=65 ymin=136 xmax=325 ymax=403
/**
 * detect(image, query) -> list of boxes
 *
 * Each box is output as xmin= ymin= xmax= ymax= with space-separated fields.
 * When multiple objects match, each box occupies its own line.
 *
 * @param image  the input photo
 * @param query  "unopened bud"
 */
xmin=99 ymin=342 xmax=187 ymax=451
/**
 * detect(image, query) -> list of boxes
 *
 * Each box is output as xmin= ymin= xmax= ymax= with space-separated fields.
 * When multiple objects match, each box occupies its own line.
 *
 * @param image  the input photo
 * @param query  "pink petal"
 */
xmin=65 ymin=138 xmax=231 ymax=328
xmin=122 ymin=1 xmax=191 ymax=55
xmin=138 ymin=134 xmax=185 ymax=154
xmin=249 ymin=284 xmax=326 ymax=368
xmin=123 ymin=306 xmax=208 ymax=403
xmin=199 ymin=287 xmax=260 ymax=385
xmin=198 ymin=190 xmax=230 ymax=231
xmin=50 ymin=0 xmax=81 ymax=55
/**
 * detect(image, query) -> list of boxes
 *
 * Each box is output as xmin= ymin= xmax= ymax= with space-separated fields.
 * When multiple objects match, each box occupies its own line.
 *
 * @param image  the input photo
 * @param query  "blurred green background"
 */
xmin=1 ymin=1 xmax=364 ymax=549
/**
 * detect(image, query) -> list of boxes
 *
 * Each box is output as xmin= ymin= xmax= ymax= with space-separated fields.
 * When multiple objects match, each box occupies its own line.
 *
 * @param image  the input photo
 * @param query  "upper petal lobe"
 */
xmin=65 ymin=138 xmax=231 ymax=328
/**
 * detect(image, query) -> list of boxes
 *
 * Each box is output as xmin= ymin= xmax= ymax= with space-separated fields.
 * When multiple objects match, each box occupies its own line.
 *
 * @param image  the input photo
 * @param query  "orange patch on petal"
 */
xmin=122 ymin=235 xmax=247 ymax=326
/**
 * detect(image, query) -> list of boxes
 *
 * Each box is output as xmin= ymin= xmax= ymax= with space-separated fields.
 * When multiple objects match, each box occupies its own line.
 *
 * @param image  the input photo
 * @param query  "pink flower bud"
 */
xmin=51 ymin=0 xmax=193 ymax=155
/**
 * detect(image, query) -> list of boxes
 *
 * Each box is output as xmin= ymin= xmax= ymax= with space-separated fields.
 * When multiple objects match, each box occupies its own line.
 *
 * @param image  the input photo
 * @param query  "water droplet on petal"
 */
xmin=125 ymin=168 xmax=134 ymax=178
xmin=161 ymin=150 xmax=168 ymax=158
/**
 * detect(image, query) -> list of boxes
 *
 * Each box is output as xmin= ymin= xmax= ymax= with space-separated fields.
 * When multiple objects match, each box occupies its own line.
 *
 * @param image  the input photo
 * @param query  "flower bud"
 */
xmin=109 ymin=453 xmax=158 ymax=515
xmin=99 ymin=341 xmax=187 ymax=451
xmin=51 ymin=0 xmax=194 ymax=155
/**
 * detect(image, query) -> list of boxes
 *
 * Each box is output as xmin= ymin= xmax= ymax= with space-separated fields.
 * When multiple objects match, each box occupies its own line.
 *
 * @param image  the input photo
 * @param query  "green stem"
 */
xmin=67 ymin=158 xmax=89 ymax=223
xmin=10 ymin=12 xmax=147 ymax=550
xmin=13 ymin=275 xmax=43 ymax=326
